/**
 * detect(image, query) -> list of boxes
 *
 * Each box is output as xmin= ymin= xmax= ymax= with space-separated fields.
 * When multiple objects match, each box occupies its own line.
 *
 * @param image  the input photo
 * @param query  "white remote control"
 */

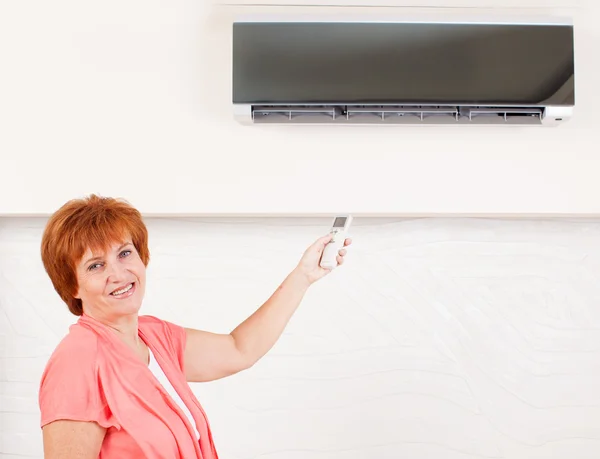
xmin=320 ymin=215 xmax=353 ymax=269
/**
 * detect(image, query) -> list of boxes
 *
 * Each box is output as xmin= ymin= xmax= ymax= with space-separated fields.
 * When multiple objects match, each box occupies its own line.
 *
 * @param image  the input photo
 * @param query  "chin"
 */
xmin=109 ymin=299 xmax=143 ymax=318
xmin=124 ymin=296 xmax=144 ymax=313
xmin=126 ymin=301 xmax=143 ymax=313
xmin=112 ymin=303 xmax=142 ymax=320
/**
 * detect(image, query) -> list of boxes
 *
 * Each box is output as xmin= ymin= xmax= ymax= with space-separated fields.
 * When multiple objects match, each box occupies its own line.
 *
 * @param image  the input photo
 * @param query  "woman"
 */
xmin=38 ymin=194 xmax=351 ymax=459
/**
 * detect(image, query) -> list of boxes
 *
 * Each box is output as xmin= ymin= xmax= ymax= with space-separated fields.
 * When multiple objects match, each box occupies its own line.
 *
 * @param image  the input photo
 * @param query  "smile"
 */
xmin=110 ymin=283 xmax=135 ymax=297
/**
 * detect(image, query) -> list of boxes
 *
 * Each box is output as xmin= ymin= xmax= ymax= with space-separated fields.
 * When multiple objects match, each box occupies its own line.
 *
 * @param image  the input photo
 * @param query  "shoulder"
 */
xmin=138 ymin=314 xmax=169 ymax=329
xmin=39 ymin=323 xmax=108 ymax=428
xmin=41 ymin=322 xmax=99 ymax=382
xmin=139 ymin=314 xmax=185 ymax=338
xmin=139 ymin=315 xmax=187 ymax=365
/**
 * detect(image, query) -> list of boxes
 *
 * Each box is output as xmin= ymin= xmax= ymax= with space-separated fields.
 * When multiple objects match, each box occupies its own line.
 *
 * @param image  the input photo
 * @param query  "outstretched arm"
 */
xmin=183 ymin=234 xmax=352 ymax=382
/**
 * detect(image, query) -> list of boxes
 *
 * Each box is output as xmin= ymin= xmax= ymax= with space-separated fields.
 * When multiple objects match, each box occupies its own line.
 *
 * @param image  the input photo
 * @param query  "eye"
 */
xmin=119 ymin=250 xmax=132 ymax=258
xmin=88 ymin=262 xmax=102 ymax=271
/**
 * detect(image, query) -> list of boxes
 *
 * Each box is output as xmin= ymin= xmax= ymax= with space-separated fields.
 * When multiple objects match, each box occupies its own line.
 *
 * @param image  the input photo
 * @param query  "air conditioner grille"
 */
xmin=250 ymin=105 xmax=544 ymax=125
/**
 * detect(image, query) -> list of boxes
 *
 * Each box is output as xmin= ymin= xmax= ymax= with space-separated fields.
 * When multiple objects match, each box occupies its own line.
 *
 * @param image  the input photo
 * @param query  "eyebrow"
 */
xmin=83 ymin=242 xmax=132 ymax=266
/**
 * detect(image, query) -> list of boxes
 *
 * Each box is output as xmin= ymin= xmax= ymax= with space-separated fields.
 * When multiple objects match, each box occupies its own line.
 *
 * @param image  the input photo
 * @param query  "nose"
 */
xmin=106 ymin=261 xmax=128 ymax=285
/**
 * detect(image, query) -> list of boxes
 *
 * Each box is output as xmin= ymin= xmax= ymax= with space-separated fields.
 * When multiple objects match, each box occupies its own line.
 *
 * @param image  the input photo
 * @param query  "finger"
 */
xmin=307 ymin=234 xmax=333 ymax=256
xmin=344 ymin=238 xmax=352 ymax=246
xmin=319 ymin=233 xmax=333 ymax=244
xmin=336 ymin=255 xmax=344 ymax=265
xmin=315 ymin=234 xmax=333 ymax=250
xmin=338 ymin=248 xmax=347 ymax=257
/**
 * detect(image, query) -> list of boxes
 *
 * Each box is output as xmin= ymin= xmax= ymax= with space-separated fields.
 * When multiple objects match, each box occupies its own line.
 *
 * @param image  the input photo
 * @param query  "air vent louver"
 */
xmin=250 ymin=105 xmax=544 ymax=125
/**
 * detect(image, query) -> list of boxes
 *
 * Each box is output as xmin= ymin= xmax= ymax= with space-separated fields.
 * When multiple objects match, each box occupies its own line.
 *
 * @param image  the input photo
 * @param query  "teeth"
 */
xmin=111 ymin=283 xmax=133 ymax=296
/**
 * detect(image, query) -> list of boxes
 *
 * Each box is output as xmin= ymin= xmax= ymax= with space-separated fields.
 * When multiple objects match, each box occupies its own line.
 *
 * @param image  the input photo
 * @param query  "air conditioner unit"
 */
xmin=232 ymin=16 xmax=575 ymax=126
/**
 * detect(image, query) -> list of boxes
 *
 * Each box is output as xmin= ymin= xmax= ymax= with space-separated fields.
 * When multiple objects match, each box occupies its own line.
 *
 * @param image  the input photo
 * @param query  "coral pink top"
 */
xmin=39 ymin=314 xmax=219 ymax=459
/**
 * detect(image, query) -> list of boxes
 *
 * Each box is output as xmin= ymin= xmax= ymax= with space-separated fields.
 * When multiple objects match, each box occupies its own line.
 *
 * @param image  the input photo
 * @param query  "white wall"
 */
xmin=2 ymin=216 xmax=600 ymax=459
xmin=0 ymin=1 xmax=599 ymax=217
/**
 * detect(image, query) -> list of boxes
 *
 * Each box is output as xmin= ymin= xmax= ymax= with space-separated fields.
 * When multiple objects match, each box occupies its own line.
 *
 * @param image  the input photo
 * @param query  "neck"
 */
xmin=83 ymin=310 xmax=141 ymax=346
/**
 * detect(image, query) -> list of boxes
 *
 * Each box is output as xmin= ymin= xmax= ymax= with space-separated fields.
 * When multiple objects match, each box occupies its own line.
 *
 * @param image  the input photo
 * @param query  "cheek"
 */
xmin=81 ymin=276 xmax=105 ymax=295
xmin=133 ymin=259 xmax=147 ymax=276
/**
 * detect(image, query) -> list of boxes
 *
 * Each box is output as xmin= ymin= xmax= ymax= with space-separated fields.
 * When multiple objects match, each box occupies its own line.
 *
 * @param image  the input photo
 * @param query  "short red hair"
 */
xmin=41 ymin=194 xmax=150 ymax=316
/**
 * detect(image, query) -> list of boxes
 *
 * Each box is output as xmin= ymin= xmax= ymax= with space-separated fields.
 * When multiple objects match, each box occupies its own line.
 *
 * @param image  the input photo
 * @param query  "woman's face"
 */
xmin=74 ymin=238 xmax=146 ymax=321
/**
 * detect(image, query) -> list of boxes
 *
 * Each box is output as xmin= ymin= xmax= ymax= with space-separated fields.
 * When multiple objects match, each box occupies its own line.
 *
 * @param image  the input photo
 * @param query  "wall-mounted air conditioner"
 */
xmin=232 ymin=16 xmax=575 ymax=126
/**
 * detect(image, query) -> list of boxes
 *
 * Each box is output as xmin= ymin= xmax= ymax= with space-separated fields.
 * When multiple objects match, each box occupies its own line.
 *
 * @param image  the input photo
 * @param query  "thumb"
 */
xmin=307 ymin=234 xmax=333 ymax=256
xmin=318 ymin=233 xmax=333 ymax=248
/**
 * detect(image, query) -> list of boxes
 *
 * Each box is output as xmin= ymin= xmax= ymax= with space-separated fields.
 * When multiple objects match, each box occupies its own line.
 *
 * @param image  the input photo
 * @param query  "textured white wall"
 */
xmin=2 ymin=217 xmax=600 ymax=458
